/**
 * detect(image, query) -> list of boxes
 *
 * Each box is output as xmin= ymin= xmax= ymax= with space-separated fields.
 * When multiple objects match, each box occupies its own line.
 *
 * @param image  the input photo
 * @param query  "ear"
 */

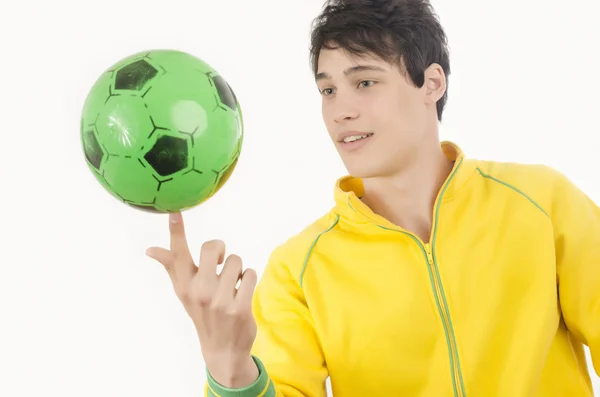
xmin=423 ymin=63 xmax=447 ymax=104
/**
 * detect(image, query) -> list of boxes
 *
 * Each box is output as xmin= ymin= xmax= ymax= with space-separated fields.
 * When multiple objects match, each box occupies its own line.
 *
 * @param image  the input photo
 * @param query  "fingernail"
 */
xmin=169 ymin=212 xmax=181 ymax=223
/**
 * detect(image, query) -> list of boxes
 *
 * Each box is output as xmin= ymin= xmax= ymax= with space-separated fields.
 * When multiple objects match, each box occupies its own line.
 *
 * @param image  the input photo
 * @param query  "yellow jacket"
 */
xmin=206 ymin=142 xmax=600 ymax=396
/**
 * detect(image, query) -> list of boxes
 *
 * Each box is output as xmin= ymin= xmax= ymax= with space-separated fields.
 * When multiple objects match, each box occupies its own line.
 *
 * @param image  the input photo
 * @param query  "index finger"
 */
xmin=169 ymin=212 xmax=192 ymax=261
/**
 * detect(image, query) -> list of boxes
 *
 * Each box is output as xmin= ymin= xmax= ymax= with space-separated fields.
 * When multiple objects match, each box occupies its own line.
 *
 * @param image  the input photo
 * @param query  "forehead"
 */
xmin=315 ymin=48 xmax=392 ymax=80
xmin=317 ymin=47 xmax=387 ymax=69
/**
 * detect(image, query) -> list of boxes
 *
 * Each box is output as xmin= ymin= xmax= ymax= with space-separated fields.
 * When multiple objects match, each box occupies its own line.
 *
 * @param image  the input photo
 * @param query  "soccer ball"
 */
xmin=80 ymin=49 xmax=243 ymax=213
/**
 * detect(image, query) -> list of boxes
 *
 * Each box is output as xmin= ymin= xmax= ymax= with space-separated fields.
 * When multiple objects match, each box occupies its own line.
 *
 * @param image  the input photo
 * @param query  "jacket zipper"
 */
xmin=423 ymin=241 xmax=464 ymax=397
xmin=371 ymin=156 xmax=467 ymax=395
xmin=388 ymin=230 xmax=466 ymax=397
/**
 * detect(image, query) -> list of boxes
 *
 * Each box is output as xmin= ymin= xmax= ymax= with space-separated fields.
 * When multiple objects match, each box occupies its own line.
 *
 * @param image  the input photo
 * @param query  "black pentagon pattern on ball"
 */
xmin=144 ymin=135 xmax=188 ymax=177
xmin=82 ymin=128 xmax=104 ymax=170
xmin=211 ymin=75 xmax=237 ymax=111
xmin=115 ymin=59 xmax=158 ymax=91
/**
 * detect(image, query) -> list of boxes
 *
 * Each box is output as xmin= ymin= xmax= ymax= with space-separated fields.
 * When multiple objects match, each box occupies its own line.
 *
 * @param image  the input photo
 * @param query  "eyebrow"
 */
xmin=315 ymin=65 xmax=387 ymax=81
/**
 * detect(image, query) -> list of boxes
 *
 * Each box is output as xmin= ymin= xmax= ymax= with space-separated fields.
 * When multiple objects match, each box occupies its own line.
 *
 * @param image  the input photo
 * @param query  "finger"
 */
xmin=197 ymin=240 xmax=225 ymax=282
xmin=168 ymin=213 xmax=197 ymax=281
xmin=146 ymin=247 xmax=174 ymax=267
xmin=234 ymin=268 xmax=258 ymax=310
xmin=214 ymin=255 xmax=243 ymax=301
xmin=169 ymin=212 xmax=192 ymax=261
xmin=146 ymin=247 xmax=176 ymax=275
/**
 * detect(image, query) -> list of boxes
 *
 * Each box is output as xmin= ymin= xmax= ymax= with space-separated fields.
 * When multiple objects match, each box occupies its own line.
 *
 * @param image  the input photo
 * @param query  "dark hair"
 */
xmin=309 ymin=0 xmax=451 ymax=121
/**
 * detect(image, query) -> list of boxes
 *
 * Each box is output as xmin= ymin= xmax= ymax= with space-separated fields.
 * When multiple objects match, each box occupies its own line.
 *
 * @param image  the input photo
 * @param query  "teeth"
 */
xmin=343 ymin=134 xmax=371 ymax=143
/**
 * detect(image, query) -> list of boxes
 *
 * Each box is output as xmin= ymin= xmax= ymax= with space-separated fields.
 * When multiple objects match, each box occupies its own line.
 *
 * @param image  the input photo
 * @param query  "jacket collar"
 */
xmin=332 ymin=141 xmax=477 ymax=226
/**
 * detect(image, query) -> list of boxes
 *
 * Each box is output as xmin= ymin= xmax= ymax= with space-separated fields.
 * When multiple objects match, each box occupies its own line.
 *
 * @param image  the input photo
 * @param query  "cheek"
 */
xmin=321 ymin=104 xmax=336 ymax=138
xmin=367 ymin=98 xmax=419 ymax=136
xmin=364 ymin=99 xmax=395 ymax=126
xmin=375 ymin=93 xmax=418 ymax=122
xmin=321 ymin=99 xmax=333 ymax=120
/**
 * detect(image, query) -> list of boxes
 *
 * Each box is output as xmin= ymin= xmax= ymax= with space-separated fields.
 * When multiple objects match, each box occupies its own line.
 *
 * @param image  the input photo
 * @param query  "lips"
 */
xmin=340 ymin=133 xmax=374 ymax=143
xmin=336 ymin=131 xmax=375 ymax=152
xmin=336 ymin=130 xmax=373 ymax=143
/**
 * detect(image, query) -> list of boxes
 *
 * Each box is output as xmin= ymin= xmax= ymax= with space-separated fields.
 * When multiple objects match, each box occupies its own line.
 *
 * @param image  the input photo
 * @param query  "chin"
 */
xmin=343 ymin=156 xmax=402 ymax=180
xmin=343 ymin=163 xmax=383 ymax=179
xmin=338 ymin=141 xmax=393 ymax=179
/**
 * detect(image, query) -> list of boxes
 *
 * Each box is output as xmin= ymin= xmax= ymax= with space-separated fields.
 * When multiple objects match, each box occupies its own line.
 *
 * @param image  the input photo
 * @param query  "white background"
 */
xmin=0 ymin=0 xmax=599 ymax=395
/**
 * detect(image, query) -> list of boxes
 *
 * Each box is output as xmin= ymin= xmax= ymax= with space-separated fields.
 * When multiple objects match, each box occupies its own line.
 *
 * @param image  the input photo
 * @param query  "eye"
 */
xmin=359 ymin=80 xmax=375 ymax=88
xmin=320 ymin=88 xmax=334 ymax=96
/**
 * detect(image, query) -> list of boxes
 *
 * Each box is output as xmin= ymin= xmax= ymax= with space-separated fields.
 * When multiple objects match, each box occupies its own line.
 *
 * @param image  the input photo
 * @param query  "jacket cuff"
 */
xmin=206 ymin=356 xmax=274 ymax=397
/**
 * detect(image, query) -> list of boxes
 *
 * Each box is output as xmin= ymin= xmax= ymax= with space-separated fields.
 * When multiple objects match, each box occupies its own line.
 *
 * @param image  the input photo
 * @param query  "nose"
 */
xmin=334 ymin=109 xmax=359 ymax=124
xmin=332 ymin=96 xmax=360 ymax=124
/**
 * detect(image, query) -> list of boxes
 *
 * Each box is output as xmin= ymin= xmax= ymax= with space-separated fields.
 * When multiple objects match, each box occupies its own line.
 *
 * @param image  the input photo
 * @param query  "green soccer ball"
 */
xmin=80 ymin=49 xmax=243 ymax=213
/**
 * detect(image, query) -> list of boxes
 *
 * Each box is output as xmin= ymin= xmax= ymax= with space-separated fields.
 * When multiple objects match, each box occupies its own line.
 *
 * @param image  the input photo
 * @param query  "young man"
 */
xmin=146 ymin=0 xmax=600 ymax=396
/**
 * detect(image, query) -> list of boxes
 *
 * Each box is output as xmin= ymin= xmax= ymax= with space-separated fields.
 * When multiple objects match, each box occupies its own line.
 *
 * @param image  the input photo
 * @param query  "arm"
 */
xmin=550 ymin=169 xmax=600 ymax=376
xmin=205 ymin=246 xmax=329 ymax=397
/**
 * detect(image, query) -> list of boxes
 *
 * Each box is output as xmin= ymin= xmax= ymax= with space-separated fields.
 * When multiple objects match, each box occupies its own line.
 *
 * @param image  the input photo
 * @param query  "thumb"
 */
xmin=146 ymin=247 xmax=176 ymax=274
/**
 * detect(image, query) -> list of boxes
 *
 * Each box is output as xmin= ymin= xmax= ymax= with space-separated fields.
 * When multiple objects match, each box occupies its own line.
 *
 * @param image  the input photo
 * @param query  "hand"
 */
xmin=146 ymin=212 xmax=259 ymax=387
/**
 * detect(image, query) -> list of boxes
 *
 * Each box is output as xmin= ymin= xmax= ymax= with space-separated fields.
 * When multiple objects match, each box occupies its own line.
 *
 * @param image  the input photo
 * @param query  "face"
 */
xmin=315 ymin=47 xmax=447 ymax=179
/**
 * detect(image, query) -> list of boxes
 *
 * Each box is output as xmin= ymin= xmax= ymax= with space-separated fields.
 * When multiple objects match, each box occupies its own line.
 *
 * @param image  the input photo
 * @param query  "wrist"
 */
xmin=206 ymin=354 xmax=259 ymax=389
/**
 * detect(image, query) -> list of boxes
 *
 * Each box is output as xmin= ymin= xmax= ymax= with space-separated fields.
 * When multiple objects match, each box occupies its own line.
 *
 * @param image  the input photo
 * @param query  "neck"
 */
xmin=360 ymin=142 xmax=454 ymax=242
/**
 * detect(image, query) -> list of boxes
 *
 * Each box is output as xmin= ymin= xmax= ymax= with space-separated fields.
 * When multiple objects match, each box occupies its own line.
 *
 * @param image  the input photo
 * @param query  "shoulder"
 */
xmin=265 ymin=211 xmax=340 ymax=281
xmin=473 ymin=159 xmax=578 ymax=216
xmin=475 ymin=159 xmax=563 ymax=185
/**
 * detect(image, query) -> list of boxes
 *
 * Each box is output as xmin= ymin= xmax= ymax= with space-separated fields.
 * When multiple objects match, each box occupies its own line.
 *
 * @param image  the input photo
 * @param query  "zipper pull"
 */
xmin=425 ymin=244 xmax=434 ymax=265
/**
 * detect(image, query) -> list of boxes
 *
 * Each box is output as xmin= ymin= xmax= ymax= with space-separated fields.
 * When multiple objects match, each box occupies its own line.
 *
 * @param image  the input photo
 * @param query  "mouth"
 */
xmin=339 ymin=133 xmax=374 ymax=144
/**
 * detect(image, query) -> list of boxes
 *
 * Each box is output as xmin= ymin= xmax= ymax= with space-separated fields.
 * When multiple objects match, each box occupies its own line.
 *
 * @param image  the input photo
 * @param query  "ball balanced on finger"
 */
xmin=80 ymin=49 xmax=244 ymax=213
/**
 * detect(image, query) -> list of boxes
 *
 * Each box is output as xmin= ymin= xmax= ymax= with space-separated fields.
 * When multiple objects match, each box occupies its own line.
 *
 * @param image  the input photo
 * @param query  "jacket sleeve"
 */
xmin=205 ymin=246 xmax=329 ymax=397
xmin=549 ymin=168 xmax=600 ymax=376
